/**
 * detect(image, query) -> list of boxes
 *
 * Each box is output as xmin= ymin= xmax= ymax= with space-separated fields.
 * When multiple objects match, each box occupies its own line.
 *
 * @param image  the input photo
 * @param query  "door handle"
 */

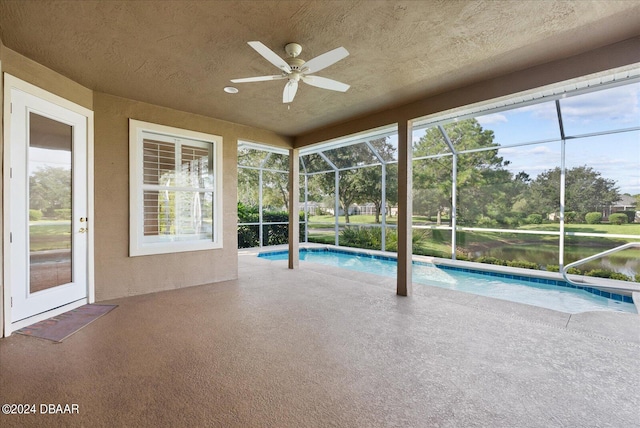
xmin=79 ymin=227 xmax=87 ymax=233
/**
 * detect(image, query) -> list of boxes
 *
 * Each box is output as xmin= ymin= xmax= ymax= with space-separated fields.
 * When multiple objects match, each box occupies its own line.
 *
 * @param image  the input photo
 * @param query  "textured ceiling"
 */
xmin=1 ymin=0 xmax=639 ymax=137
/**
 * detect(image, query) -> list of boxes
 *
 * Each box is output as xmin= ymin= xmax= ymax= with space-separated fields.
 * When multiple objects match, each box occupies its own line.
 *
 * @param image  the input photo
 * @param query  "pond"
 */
xmin=476 ymin=244 xmax=640 ymax=279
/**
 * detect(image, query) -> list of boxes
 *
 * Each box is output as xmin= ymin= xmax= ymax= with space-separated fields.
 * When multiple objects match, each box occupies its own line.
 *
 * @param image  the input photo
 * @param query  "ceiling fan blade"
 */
xmin=301 ymin=75 xmax=350 ymax=92
xmin=303 ymin=46 xmax=349 ymax=74
xmin=283 ymin=80 xmax=298 ymax=103
xmin=248 ymin=41 xmax=292 ymax=73
xmin=230 ymin=75 xmax=286 ymax=83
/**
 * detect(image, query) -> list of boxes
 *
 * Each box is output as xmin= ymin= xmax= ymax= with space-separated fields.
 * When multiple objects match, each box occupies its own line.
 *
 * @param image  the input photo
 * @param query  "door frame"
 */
xmin=2 ymin=74 xmax=95 ymax=337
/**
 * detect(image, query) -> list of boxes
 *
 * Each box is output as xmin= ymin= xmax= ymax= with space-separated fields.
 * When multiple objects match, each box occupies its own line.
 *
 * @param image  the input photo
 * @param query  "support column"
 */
xmin=556 ymin=100 xmax=567 ymax=270
xmin=258 ymin=168 xmax=263 ymax=247
xmin=381 ymin=163 xmax=386 ymax=251
xmin=288 ymin=148 xmax=300 ymax=269
xmin=334 ymin=170 xmax=339 ymax=246
xmin=397 ymin=120 xmax=413 ymax=296
xmin=451 ymin=153 xmax=457 ymax=259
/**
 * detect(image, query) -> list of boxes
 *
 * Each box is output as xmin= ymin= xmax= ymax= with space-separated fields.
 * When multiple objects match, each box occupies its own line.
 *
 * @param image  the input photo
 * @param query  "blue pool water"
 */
xmin=259 ymin=248 xmax=637 ymax=314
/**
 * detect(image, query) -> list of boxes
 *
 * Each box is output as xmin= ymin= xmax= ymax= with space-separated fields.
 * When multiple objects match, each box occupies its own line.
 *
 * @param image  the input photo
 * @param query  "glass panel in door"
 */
xmin=28 ymin=112 xmax=73 ymax=293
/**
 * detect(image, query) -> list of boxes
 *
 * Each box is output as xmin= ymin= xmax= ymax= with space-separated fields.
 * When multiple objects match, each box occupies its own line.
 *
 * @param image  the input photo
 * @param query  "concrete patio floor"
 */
xmin=1 ymin=253 xmax=639 ymax=427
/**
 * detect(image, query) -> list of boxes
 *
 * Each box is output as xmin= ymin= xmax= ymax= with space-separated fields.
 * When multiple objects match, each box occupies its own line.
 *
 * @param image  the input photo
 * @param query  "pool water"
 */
xmin=259 ymin=249 xmax=637 ymax=315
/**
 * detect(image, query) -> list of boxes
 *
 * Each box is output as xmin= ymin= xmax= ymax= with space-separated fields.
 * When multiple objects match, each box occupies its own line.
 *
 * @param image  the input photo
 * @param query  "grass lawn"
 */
xmin=308 ymin=215 xmax=397 ymax=225
xmin=309 ymin=214 xmax=640 ymax=237
xmin=520 ymin=223 xmax=640 ymax=236
xmin=29 ymin=221 xmax=71 ymax=251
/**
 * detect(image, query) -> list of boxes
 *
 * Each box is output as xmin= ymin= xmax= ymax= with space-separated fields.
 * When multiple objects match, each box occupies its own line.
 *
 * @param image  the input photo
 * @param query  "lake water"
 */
xmin=476 ymin=245 xmax=640 ymax=279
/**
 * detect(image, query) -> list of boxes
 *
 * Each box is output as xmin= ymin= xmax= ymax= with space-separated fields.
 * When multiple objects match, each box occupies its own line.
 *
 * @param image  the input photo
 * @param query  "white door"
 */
xmin=9 ymin=88 xmax=88 ymax=322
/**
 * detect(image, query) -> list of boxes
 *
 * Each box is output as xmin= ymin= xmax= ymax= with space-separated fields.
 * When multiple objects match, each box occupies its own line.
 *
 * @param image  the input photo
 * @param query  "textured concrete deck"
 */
xmin=1 ymin=254 xmax=639 ymax=427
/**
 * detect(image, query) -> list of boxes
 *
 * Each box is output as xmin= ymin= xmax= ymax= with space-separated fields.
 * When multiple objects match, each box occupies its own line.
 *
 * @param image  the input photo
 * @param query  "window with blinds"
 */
xmin=129 ymin=119 xmax=222 ymax=256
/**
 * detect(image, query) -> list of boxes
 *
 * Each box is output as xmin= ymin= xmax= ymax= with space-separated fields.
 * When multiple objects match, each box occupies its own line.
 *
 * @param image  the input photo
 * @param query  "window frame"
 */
xmin=129 ymin=119 xmax=223 ymax=256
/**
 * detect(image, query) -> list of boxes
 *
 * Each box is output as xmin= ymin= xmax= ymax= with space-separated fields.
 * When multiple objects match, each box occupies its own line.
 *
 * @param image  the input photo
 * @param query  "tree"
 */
xmin=261 ymin=154 xmax=290 ymax=211
xmin=526 ymin=166 xmax=620 ymax=220
xmin=349 ymin=139 xmax=398 ymax=223
xmin=237 ymin=149 xmax=290 ymax=211
xmin=305 ymin=138 xmax=396 ymax=223
xmin=412 ymin=119 xmax=510 ymax=225
xmin=350 ymin=163 xmax=398 ymax=223
xmin=29 ymin=166 xmax=71 ymax=217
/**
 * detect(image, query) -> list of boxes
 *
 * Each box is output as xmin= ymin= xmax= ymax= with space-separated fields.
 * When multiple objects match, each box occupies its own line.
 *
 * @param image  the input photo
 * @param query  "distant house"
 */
xmin=544 ymin=195 xmax=638 ymax=222
xmin=604 ymin=194 xmax=638 ymax=221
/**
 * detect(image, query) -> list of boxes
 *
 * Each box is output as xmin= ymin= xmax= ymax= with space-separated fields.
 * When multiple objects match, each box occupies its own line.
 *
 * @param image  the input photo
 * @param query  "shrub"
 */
xmin=475 ymin=256 xmax=507 ymax=266
xmin=635 ymin=274 xmax=640 ymax=283
xmin=340 ymin=225 xmax=381 ymax=250
xmin=546 ymin=265 xmax=581 ymax=274
xmin=475 ymin=215 xmax=498 ymax=228
xmin=382 ymin=229 xmax=422 ymax=257
xmin=584 ymin=269 xmax=630 ymax=282
xmin=455 ymin=253 xmax=470 ymax=261
xmin=262 ymin=211 xmax=304 ymax=246
xmin=506 ymin=260 xmax=539 ymax=270
xmin=545 ymin=264 xmax=559 ymax=272
xmin=608 ymin=213 xmax=628 ymax=225
xmin=564 ymin=211 xmax=579 ymax=223
xmin=238 ymin=225 xmax=259 ymax=248
xmin=585 ymin=212 xmax=602 ymax=224
xmin=525 ymin=214 xmax=543 ymax=224
xmin=238 ymin=202 xmax=258 ymax=223
xmin=501 ymin=216 xmax=521 ymax=228
xmin=236 ymin=203 xmax=304 ymax=248
xmin=54 ymin=209 xmax=71 ymax=220
xmin=619 ymin=210 xmax=636 ymax=223
xmin=29 ymin=209 xmax=43 ymax=221
xmin=238 ymin=203 xmax=259 ymax=248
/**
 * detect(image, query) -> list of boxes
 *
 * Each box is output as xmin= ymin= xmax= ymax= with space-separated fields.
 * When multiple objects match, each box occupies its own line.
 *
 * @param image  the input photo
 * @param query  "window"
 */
xmin=129 ymin=119 xmax=222 ymax=256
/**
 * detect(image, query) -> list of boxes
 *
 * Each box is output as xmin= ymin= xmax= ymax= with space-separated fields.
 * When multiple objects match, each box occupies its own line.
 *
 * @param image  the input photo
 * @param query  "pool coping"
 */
xmin=252 ymin=244 xmax=640 ymax=311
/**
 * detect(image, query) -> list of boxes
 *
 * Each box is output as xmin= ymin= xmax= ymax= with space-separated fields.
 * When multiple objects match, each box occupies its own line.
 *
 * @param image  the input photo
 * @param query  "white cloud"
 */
xmin=531 ymin=146 xmax=552 ymax=155
xmin=500 ymin=144 xmax=561 ymax=179
xmin=476 ymin=113 xmax=508 ymax=125
xmin=517 ymin=83 xmax=640 ymax=127
xmin=517 ymin=101 xmax=558 ymax=120
xmin=561 ymin=84 xmax=640 ymax=125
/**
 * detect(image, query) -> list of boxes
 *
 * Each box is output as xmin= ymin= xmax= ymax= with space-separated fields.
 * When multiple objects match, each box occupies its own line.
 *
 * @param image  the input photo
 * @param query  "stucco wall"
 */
xmin=1 ymin=47 xmax=93 ymax=111
xmin=94 ymin=93 xmax=254 ymax=300
xmin=1 ymin=46 xmax=293 ymax=305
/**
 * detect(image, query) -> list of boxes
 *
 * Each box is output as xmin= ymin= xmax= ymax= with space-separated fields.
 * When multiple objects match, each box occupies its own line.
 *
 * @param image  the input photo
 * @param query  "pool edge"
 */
xmin=257 ymin=244 xmax=639 ymax=309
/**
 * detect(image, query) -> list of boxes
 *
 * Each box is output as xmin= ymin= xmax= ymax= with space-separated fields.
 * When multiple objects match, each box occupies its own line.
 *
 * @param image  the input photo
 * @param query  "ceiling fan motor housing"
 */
xmin=286 ymin=57 xmax=305 ymax=70
xmin=285 ymin=42 xmax=302 ymax=58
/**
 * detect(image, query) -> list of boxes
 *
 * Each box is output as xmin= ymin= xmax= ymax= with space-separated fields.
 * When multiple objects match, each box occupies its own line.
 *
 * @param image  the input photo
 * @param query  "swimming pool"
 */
xmin=259 ymin=248 xmax=637 ymax=314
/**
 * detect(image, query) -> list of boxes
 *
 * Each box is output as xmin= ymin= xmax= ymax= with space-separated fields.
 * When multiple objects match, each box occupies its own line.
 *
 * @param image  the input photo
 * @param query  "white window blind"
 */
xmin=129 ymin=120 xmax=223 ymax=256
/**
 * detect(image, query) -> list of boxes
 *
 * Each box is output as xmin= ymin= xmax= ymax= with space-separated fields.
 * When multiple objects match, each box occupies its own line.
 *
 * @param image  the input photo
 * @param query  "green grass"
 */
xmin=309 ymin=215 xmax=640 ymax=236
xmin=308 ymin=215 xmax=397 ymax=225
xmin=29 ymin=221 xmax=71 ymax=251
xmin=519 ymin=223 xmax=640 ymax=235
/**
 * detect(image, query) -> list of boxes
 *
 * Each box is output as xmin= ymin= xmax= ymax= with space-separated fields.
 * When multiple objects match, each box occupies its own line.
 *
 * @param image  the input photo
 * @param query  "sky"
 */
xmin=29 ymin=147 xmax=71 ymax=175
xmin=412 ymin=82 xmax=640 ymax=195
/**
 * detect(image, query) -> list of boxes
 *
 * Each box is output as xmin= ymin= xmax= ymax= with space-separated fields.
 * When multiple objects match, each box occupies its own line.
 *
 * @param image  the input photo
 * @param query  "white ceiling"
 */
xmin=1 ymin=0 xmax=639 ymax=137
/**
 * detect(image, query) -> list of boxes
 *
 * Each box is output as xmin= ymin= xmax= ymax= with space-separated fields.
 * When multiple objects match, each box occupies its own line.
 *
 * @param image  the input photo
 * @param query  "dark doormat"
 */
xmin=15 ymin=304 xmax=118 ymax=342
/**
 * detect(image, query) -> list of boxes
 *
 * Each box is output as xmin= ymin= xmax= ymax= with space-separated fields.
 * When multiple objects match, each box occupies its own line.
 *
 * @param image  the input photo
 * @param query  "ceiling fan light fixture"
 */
xmin=224 ymin=86 xmax=239 ymax=94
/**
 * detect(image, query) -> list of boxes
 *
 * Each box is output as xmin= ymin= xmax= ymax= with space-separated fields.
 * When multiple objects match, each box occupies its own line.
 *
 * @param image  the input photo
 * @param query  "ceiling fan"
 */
xmin=231 ymin=41 xmax=350 ymax=103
